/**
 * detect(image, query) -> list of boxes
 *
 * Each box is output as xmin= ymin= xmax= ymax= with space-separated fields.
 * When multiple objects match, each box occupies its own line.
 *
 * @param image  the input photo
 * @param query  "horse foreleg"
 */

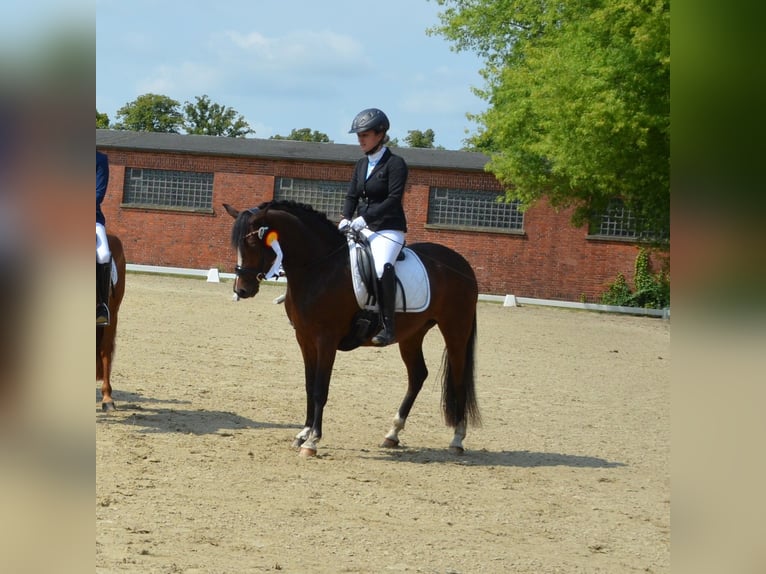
xmin=292 ymin=426 xmax=311 ymax=448
xmin=295 ymin=343 xmax=336 ymax=457
xmin=293 ymin=351 xmax=317 ymax=449
xmin=382 ymin=414 xmax=406 ymax=448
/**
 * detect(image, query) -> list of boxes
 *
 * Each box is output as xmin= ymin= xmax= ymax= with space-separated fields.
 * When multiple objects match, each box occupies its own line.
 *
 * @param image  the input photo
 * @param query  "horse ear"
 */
xmin=223 ymin=204 xmax=239 ymax=219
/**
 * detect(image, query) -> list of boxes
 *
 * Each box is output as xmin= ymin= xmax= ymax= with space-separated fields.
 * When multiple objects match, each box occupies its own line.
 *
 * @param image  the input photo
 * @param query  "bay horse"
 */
xmin=97 ymin=234 xmax=126 ymax=411
xmin=224 ymin=200 xmax=480 ymax=457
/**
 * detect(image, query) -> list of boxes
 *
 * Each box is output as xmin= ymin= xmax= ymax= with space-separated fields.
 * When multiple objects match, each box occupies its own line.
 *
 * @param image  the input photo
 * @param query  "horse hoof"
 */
xmin=101 ymin=401 xmax=116 ymax=412
xmin=380 ymin=438 xmax=399 ymax=448
xmin=299 ymin=446 xmax=317 ymax=457
xmin=449 ymin=445 xmax=464 ymax=455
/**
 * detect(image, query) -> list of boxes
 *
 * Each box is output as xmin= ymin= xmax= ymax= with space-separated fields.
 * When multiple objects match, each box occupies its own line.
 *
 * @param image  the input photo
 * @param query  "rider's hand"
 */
xmin=338 ymin=218 xmax=351 ymax=231
xmin=350 ymin=216 xmax=367 ymax=231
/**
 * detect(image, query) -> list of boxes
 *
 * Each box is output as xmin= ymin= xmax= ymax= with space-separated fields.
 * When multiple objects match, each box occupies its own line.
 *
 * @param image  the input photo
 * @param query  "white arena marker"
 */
xmin=206 ymin=268 xmax=220 ymax=283
xmin=503 ymin=294 xmax=517 ymax=307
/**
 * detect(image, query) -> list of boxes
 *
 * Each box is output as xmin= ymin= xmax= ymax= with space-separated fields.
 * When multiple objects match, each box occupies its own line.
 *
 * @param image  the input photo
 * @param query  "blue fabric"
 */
xmin=96 ymin=151 xmax=109 ymax=225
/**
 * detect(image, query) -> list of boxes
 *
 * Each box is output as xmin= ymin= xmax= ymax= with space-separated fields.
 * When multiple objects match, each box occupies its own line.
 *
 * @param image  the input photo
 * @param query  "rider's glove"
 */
xmin=338 ymin=218 xmax=351 ymax=231
xmin=350 ymin=216 xmax=367 ymax=231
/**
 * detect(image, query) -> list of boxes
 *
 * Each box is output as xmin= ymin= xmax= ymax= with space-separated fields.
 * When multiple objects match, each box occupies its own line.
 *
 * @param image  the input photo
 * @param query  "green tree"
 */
xmin=270 ymin=128 xmax=331 ymax=143
xmin=114 ymin=93 xmax=184 ymax=133
xmin=183 ymin=95 xmax=254 ymax=137
xmin=404 ymin=129 xmax=443 ymax=149
xmin=96 ymin=109 xmax=109 ymax=129
xmin=430 ymin=0 xmax=669 ymax=237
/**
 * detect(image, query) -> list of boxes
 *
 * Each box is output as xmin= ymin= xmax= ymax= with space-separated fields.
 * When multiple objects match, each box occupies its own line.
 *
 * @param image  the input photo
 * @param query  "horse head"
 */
xmin=224 ymin=203 xmax=278 ymax=299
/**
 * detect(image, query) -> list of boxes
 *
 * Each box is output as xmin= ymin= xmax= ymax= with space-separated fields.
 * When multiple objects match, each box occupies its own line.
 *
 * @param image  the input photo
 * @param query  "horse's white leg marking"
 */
xmin=299 ymin=430 xmax=321 ymax=456
xmin=382 ymin=414 xmax=406 ymax=447
xmin=449 ymin=420 xmax=467 ymax=453
xmin=292 ymin=426 xmax=311 ymax=448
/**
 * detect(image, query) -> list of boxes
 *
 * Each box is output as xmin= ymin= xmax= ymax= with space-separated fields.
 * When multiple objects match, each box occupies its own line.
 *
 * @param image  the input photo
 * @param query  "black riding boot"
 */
xmin=372 ymin=263 xmax=396 ymax=346
xmin=97 ymin=261 xmax=111 ymax=326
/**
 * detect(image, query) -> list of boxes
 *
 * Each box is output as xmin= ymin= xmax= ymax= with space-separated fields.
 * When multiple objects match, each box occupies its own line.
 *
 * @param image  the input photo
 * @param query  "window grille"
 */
xmin=427 ymin=187 xmax=523 ymax=231
xmin=591 ymin=199 xmax=667 ymax=241
xmin=273 ymin=177 xmax=346 ymax=221
xmin=123 ymin=167 xmax=213 ymax=210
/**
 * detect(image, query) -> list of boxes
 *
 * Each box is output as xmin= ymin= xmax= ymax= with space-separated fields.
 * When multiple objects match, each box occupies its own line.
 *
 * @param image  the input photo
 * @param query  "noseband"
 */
xmin=235 ymin=226 xmax=271 ymax=282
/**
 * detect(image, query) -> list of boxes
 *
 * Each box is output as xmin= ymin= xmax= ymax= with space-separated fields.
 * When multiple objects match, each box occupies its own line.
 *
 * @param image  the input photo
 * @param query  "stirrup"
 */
xmin=97 ymin=304 xmax=110 ymax=326
xmin=371 ymin=329 xmax=395 ymax=346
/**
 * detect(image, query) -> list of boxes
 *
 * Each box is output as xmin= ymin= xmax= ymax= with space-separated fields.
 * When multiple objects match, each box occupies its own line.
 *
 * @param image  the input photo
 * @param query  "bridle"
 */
xmin=235 ymin=225 xmax=274 ymax=283
xmin=234 ymin=204 xmax=276 ymax=284
xmin=234 ymin=204 xmax=350 ymax=287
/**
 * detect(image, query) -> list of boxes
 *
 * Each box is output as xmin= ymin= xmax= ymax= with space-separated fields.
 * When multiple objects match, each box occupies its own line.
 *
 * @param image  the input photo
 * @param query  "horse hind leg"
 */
xmin=99 ymin=349 xmax=116 ymax=411
xmin=97 ymin=327 xmax=116 ymax=411
xmin=449 ymin=420 xmax=467 ymax=454
xmin=441 ymin=314 xmax=480 ymax=454
xmin=381 ymin=330 xmax=429 ymax=448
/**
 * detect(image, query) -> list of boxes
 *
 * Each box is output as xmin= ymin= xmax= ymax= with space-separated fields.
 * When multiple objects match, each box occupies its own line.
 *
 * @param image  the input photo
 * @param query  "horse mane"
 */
xmin=231 ymin=199 xmax=341 ymax=248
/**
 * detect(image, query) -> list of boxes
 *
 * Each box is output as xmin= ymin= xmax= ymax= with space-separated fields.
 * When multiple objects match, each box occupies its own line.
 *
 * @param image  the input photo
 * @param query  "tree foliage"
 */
xmin=404 ymin=129 xmax=443 ymax=149
xmin=429 ymin=0 xmax=669 ymax=237
xmin=114 ymin=93 xmax=185 ymax=133
xmin=96 ymin=110 xmax=109 ymax=129
xmin=270 ymin=128 xmax=331 ymax=142
xmin=183 ymin=95 xmax=253 ymax=137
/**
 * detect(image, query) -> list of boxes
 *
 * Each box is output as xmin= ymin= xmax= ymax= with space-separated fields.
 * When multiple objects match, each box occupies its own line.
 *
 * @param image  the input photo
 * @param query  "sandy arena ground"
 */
xmin=96 ymin=273 xmax=670 ymax=573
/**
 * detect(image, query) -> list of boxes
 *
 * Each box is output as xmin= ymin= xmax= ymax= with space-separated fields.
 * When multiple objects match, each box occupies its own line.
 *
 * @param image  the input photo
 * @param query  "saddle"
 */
xmin=339 ymin=235 xmax=431 ymax=351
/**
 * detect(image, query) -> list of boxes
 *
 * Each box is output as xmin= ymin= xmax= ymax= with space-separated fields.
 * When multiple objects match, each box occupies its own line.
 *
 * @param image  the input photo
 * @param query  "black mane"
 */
xmin=230 ymin=200 xmax=341 ymax=248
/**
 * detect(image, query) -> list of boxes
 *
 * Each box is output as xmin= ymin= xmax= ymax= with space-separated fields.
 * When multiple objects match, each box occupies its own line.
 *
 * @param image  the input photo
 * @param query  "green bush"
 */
xmin=600 ymin=249 xmax=670 ymax=309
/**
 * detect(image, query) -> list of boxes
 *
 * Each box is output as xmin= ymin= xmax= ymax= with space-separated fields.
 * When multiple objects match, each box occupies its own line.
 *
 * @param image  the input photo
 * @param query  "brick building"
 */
xmin=96 ymin=129 xmax=662 ymax=301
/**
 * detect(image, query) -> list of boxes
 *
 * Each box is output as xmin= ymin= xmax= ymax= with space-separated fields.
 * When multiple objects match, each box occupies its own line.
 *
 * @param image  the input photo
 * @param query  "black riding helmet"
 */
xmin=349 ymin=108 xmax=390 ymax=134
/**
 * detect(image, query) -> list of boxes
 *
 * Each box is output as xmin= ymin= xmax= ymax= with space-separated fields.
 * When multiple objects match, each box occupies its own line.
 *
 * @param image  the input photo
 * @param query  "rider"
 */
xmin=338 ymin=108 xmax=408 ymax=346
xmin=96 ymin=150 xmax=112 ymax=326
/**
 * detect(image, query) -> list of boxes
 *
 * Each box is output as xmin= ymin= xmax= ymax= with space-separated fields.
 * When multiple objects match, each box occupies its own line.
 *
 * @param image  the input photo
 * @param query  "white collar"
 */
xmin=367 ymin=146 xmax=387 ymax=165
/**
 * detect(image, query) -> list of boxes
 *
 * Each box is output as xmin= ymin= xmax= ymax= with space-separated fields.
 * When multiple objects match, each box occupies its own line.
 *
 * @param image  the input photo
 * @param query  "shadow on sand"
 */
xmin=96 ymin=389 xmax=298 ymax=435
xmin=365 ymin=446 xmax=625 ymax=469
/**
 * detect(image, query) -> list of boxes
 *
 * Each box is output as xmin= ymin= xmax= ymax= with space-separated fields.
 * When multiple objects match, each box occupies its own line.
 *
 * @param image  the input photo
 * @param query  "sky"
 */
xmin=96 ymin=0 xmax=487 ymax=150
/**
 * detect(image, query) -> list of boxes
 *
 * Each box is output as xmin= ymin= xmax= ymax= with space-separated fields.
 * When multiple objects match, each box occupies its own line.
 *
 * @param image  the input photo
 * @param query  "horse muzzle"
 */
xmin=233 ymin=265 xmax=264 ymax=299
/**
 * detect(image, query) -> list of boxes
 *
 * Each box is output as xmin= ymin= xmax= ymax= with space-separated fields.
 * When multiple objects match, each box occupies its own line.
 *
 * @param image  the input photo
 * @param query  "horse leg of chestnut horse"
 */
xmin=381 ymin=327 xmax=430 ymax=448
xmin=99 ymin=337 xmax=115 ymax=411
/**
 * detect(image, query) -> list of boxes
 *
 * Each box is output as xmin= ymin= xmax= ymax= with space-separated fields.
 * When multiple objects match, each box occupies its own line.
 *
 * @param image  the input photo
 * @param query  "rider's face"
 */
xmin=356 ymin=130 xmax=384 ymax=154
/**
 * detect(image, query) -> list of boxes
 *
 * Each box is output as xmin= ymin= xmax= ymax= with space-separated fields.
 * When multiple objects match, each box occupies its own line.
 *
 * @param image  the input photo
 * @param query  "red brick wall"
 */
xmin=100 ymin=149 xmax=664 ymax=301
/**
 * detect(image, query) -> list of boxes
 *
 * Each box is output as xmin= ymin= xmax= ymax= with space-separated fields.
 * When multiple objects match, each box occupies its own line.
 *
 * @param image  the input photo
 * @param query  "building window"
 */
xmin=589 ymin=199 xmax=667 ymax=241
xmin=427 ymin=187 xmax=524 ymax=232
xmin=274 ymin=177 xmax=346 ymax=221
xmin=123 ymin=167 xmax=213 ymax=211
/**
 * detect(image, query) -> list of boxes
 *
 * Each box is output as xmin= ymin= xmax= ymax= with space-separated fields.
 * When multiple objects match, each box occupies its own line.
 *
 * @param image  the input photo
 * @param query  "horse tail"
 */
xmin=441 ymin=312 xmax=481 ymax=428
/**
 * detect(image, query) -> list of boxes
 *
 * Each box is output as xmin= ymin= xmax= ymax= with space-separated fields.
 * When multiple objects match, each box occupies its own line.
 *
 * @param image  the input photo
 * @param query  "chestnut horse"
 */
xmin=224 ymin=200 xmax=480 ymax=457
xmin=97 ymin=234 xmax=126 ymax=411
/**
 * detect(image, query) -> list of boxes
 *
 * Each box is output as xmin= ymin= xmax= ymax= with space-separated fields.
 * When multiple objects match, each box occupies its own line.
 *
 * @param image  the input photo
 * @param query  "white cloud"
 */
xmin=136 ymin=62 xmax=223 ymax=99
xmin=221 ymin=29 xmax=368 ymax=75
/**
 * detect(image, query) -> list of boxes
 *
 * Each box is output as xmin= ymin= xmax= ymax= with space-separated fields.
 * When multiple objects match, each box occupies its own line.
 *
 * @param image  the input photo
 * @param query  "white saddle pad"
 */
xmin=349 ymin=241 xmax=430 ymax=313
xmin=111 ymin=259 xmax=119 ymax=286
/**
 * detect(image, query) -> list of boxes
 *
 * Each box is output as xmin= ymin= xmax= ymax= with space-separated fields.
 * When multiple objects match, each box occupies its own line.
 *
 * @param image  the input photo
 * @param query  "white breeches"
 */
xmin=360 ymin=229 xmax=405 ymax=277
xmin=96 ymin=223 xmax=111 ymax=264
